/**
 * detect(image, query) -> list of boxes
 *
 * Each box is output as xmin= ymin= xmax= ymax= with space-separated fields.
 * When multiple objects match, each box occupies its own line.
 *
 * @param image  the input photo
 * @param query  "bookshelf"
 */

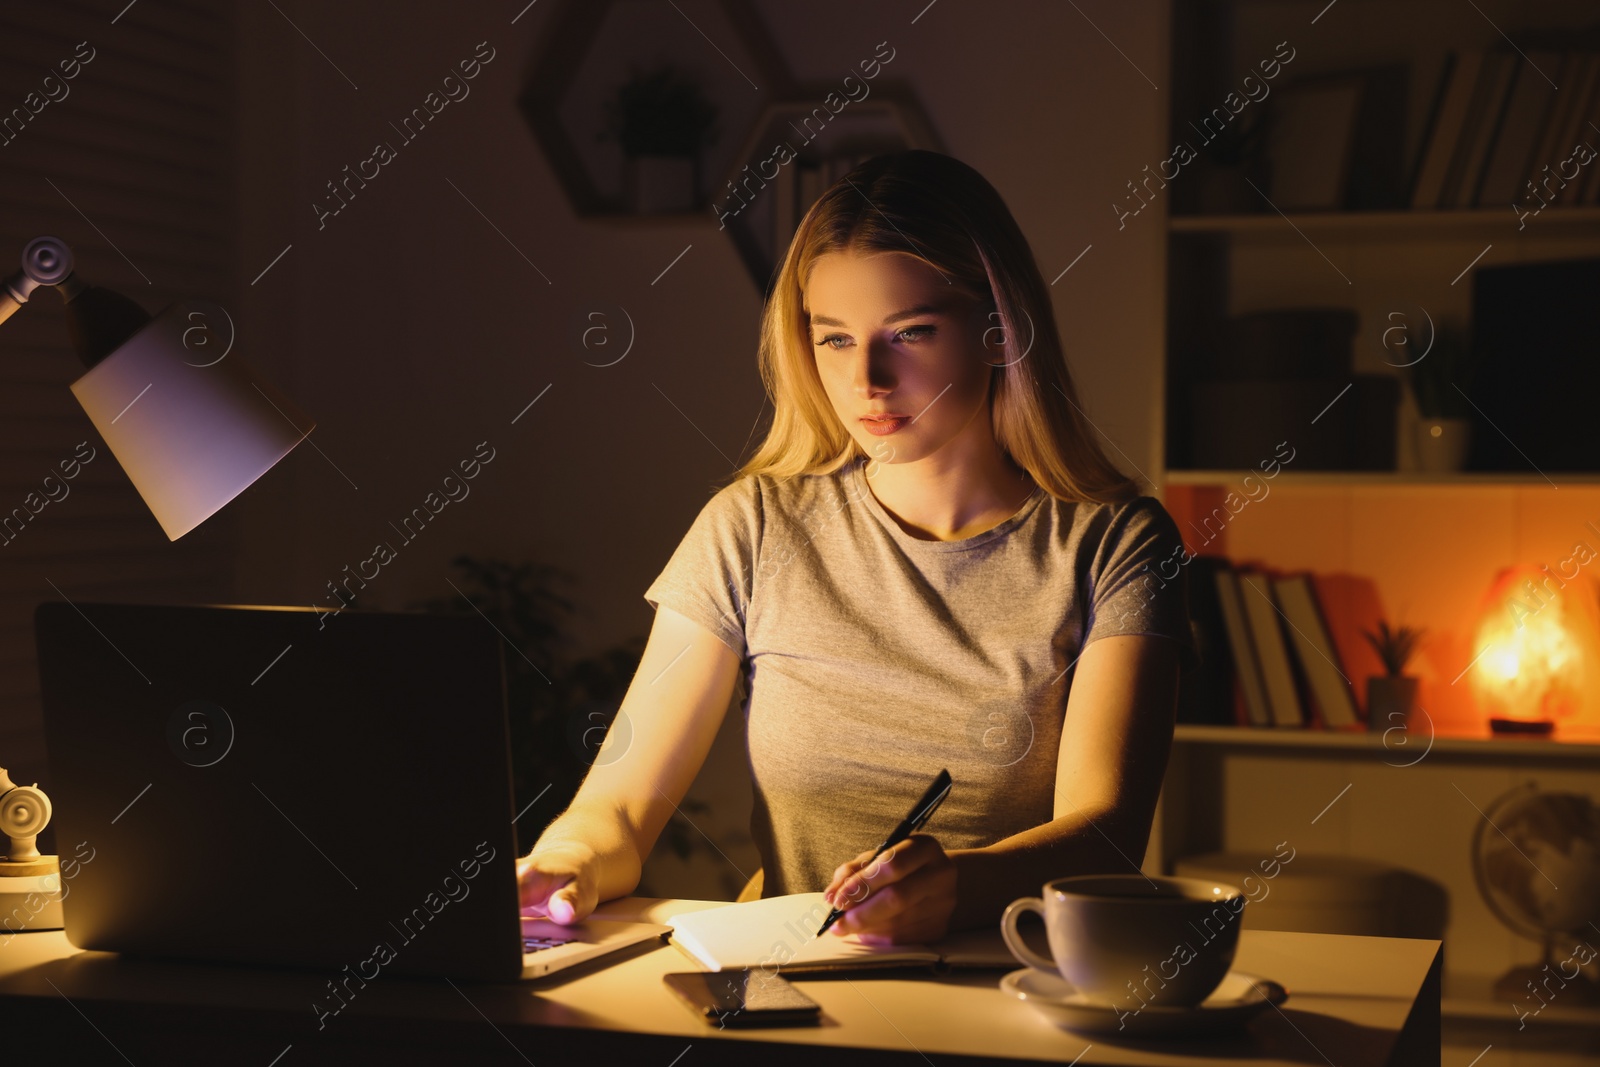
xmin=1154 ymin=3 xmax=1600 ymax=1056
xmin=1158 ymin=0 xmax=1600 ymax=710
xmin=1169 ymin=205 xmax=1600 ymax=234
xmin=1162 ymin=0 xmax=1600 ymax=479
xmin=1169 ymin=722 xmax=1600 ymax=758
xmin=1165 ymin=469 xmax=1600 ymax=486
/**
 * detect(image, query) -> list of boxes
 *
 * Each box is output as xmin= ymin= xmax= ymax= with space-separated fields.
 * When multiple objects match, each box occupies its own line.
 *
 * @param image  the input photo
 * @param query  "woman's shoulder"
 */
xmin=708 ymin=464 xmax=853 ymax=518
xmin=1034 ymin=492 xmax=1184 ymax=572
xmin=673 ymin=470 xmax=842 ymax=558
xmin=1108 ymin=493 xmax=1178 ymax=530
xmin=1048 ymin=491 xmax=1177 ymax=537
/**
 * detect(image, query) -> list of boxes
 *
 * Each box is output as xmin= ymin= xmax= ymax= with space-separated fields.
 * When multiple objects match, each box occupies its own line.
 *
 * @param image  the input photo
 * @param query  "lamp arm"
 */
xmin=0 ymin=236 xmax=84 ymax=328
xmin=1 ymin=236 xmax=151 ymax=368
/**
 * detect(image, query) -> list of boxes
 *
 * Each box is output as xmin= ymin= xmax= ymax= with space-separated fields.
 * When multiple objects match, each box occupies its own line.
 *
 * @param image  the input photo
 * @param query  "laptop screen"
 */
xmin=35 ymin=601 xmax=526 ymax=982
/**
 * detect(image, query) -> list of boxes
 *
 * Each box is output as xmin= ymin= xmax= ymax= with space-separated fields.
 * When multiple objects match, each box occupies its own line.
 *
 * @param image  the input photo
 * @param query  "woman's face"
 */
xmin=804 ymin=249 xmax=998 ymax=466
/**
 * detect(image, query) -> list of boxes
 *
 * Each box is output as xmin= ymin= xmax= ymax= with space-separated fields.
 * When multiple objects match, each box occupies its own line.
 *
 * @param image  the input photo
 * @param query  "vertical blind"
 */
xmin=0 ymin=0 xmax=239 ymax=789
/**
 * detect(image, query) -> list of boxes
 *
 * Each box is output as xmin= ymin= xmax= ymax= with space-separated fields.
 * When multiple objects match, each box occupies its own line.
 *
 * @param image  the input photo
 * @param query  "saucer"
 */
xmin=1000 ymin=968 xmax=1289 ymax=1037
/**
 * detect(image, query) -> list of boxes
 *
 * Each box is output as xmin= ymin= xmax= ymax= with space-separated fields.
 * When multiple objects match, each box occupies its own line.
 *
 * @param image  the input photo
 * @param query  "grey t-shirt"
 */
xmin=643 ymin=454 xmax=1191 ymax=898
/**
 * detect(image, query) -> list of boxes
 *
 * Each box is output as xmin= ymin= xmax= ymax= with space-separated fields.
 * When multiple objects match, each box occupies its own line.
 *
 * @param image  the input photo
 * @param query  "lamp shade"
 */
xmin=68 ymin=299 xmax=314 ymax=540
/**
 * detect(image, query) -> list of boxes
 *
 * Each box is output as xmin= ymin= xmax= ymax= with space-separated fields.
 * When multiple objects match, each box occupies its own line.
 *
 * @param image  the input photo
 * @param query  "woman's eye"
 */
xmin=813 ymin=326 xmax=935 ymax=350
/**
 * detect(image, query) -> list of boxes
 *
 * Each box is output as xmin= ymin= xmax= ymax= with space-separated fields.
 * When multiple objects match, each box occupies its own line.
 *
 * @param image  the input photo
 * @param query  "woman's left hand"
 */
xmin=821 ymin=834 xmax=957 ymax=945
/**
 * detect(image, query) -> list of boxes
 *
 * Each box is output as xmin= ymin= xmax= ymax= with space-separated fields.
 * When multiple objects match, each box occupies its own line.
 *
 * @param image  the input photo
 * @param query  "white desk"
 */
xmin=0 ymin=897 xmax=1441 ymax=1066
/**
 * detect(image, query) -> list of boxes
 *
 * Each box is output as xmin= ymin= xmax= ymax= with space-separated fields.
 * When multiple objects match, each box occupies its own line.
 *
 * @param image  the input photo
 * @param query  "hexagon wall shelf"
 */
xmin=714 ymin=88 xmax=943 ymax=297
xmin=519 ymin=0 xmax=943 ymax=293
xmin=518 ymin=0 xmax=795 ymax=223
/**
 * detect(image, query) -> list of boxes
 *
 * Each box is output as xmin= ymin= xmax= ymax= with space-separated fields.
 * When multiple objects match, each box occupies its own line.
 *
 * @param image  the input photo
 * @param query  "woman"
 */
xmin=518 ymin=149 xmax=1190 ymax=946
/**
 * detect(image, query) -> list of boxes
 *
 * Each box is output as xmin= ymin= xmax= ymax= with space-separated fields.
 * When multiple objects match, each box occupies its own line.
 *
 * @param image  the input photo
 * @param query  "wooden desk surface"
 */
xmin=0 ymin=897 xmax=1441 ymax=1066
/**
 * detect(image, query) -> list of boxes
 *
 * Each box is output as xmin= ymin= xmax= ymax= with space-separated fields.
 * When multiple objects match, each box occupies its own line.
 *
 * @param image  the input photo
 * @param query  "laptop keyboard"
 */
xmin=523 ymin=935 xmax=569 ymax=953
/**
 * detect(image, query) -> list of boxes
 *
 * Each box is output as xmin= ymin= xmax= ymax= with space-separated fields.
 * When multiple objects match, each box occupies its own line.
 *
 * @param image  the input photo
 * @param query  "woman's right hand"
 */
xmin=516 ymin=839 xmax=601 ymax=925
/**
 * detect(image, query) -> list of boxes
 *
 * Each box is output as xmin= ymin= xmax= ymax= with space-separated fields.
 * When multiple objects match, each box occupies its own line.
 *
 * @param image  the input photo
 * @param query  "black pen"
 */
xmin=815 ymin=768 xmax=952 ymax=937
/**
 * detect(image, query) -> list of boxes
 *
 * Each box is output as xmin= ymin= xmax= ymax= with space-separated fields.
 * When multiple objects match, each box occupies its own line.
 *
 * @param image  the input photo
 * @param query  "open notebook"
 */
xmin=666 ymin=892 xmax=1021 ymax=975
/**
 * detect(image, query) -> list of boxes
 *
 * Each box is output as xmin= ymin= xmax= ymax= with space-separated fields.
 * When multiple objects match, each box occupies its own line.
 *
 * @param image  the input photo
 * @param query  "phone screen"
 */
xmin=663 ymin=970 xmax=821 ymax=1027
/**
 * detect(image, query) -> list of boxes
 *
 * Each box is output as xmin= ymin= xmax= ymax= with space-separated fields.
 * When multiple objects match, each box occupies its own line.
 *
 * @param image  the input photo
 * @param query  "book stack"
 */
xmin=1410 ymin=45 xmax=1600 ymax=209
xmin=1180 ymin=558 xmax=1386 ymax=730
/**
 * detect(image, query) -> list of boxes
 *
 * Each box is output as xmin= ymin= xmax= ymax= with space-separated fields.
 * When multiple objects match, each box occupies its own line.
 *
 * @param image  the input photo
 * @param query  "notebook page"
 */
xmin=925 ymin=923 xmax=1025 ymax=968
xmin=666 ymin=892 xmax=941 ymax=972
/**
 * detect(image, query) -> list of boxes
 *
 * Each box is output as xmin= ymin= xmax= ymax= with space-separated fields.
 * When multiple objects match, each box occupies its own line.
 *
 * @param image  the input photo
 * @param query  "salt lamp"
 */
xmin=1469 ymin=565 xmax=1595 ymax=735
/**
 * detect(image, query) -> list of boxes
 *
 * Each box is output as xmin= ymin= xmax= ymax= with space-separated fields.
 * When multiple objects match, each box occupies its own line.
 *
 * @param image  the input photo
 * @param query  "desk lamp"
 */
xmin=0 ymin=235 xmax=315 ymax=540
xmin=0 ymin=236 xmax=314 ymax=927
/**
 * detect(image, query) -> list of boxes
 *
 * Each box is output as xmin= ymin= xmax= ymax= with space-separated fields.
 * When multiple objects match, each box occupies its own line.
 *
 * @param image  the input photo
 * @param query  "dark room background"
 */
xmin=4 ymin=4 xmax=1600 ymax=1060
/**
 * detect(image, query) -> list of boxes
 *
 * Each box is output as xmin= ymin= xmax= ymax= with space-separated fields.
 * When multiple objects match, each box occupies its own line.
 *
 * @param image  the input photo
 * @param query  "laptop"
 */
xmin=34 ymin=601 xmax=668 ymax=982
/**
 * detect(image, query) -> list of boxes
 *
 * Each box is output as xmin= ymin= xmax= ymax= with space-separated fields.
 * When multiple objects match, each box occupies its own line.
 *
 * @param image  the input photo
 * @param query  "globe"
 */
xmin=1471 ymin=783 xmax=1600 ymax=1003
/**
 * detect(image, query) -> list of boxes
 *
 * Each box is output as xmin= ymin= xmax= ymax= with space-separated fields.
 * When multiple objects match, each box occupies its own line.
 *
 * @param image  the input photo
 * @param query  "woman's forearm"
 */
xmin=946 ymin=808 xmax=1153 ymax=932
xmin=530 ymin=800 xmax=646 ymax=903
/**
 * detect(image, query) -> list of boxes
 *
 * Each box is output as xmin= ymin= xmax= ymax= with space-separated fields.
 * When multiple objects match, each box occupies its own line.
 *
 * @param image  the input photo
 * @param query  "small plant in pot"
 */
xmin=601 ymin=63 xmax=719 ymax=213
xmin=1404 ymin=321 xmax=1476 ymax=472
xmin=1363 ymin=620 xmax=1424 ymax=732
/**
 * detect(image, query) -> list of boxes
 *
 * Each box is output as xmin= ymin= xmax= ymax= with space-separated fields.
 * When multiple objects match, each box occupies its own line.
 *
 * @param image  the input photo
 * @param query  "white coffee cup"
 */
xmin=1000 ymin=874 xmax=1245 ymax=1008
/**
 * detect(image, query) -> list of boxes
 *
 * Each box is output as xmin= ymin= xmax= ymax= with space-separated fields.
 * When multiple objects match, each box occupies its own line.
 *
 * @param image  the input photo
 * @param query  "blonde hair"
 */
xmin=733 ymin=149 xmax=1139 ymax=504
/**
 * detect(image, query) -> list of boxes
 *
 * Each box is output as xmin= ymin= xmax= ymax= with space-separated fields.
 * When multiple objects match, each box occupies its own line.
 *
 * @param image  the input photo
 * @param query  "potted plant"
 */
xmin=1363 ymin=619 xmax=1424 ymax=732
xmin=1405 ymin=320 xmax=1475 ymax=472
xmin=601 ymin=63 xmax=719 ymax=213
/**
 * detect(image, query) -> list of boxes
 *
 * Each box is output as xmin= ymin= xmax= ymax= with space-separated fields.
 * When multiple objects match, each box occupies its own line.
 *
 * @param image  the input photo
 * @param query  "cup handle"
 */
xmin=1000 ymin=897 xmax=1058 ymax=974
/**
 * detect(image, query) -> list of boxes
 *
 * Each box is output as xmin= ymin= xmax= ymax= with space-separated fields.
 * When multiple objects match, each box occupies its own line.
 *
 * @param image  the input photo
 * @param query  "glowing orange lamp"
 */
xmin=1468 ymin=565 xmax=1594 ymax=735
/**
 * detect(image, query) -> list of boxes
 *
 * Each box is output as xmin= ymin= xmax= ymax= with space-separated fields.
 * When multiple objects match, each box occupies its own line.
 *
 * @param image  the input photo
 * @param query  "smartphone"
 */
xmin=662 ymin=969 xmax=821 ymax=1028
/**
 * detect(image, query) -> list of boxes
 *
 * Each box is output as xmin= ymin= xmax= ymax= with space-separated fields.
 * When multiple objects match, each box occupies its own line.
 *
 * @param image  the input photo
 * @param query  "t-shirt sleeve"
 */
xmin=1082 ymin=495 xmax=1193 ymax=659
xmin=642 ymin=477 xmax=762 ymax=659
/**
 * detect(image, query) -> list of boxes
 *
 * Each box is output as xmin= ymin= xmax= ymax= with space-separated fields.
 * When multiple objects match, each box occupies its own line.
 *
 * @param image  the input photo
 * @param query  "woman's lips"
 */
xmin=861 ymin=416 xmax=910 ymax=436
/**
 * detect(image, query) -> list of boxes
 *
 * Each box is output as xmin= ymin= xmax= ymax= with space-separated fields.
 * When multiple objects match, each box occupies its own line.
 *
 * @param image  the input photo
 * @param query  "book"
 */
xmin=1440 ymin=51 xmax=1513 ymax=207
xmin=665 ymin=892 xmax=1018 ymax=975
xmin=1524 ymin=51 xmax=1594 ymax=206
xmin=1344 ymin=64 xmax=1409 ymax=209
xmin=1265 ymin=74 xmax=1365 ymax=210
xmin=1581 ymin=105 xmax=1600 ymax=204
xmin=1477 ymin=50 xmax=1565 ymax=207
xmin=1452 ymin=51 xmax=1520 ymax=207
xmin=1411 ymin=50 xmax=1484 ymax=208
xmin=1236 ymin=570 xmax=1304 ymax=727
xmin=1213 ymin=565 xmax=1271 ymax=727
xmin=1563 ymin=58 xmax=1600 ymax=205
xmin=1272 ymin=574 xmax=1360 ymax=729
xmin=1405 ymin=51 xmax=1458 ymax=205
xmin=1308 ymin=573 xmax=1388 ymax=722
xmin=1175 ymin=555 xmax=1237 ymax=726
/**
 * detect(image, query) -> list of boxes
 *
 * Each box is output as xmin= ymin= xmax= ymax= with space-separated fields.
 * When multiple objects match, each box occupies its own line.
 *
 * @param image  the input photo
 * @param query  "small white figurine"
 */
xmin=0 ymin=767 xmax=51 ymax=865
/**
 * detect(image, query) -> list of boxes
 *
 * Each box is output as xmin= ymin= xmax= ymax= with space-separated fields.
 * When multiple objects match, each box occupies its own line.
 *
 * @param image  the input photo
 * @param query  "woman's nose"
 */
xmin=850 ymin=341 xmax=894 ymax=396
